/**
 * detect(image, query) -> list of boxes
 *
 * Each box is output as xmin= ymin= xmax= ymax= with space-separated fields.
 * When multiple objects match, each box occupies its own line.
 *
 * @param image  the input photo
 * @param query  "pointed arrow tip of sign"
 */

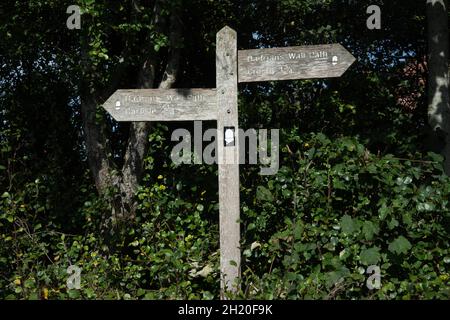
xmin=336 ymin=44 xmax=357 ymax=69
xmin=218 ymin=25 xmax=236 ymax=36
xmin=342 ymin=45 xmax=356 ymax=63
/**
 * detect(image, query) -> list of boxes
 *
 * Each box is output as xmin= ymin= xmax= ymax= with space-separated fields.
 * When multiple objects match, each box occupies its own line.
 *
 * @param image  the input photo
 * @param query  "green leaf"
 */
xmin=144 ymin=292 xmax=155 ymax=300
xmin=130 ymin=240 xmax=139 ymax=247
xmin=28 ymin=293 xmax=39 ymax=300
xmin=256 ymin=186 xmax=274 ymax=202
xmin=24 ymin=279 xmax=35 ymax=289
xmin=378 ymin=204 xmax=391 ymax=220
xmin=340 ymin=215 xmax=355 ymax=234
xmin=362 ymin=221 xmax=379 ymax=241
xmin=196 ymin=265 xmax=213 ymax=278
xmin=293 ymin=223 xmax=303 ymax=240
xmin=67 ymin=289 xmax=80 ymax=299
xmin=427 ymin=152 xmax=443 ymax=163
xmin=282 ymin=188 xmax=292 ymax=197
xmin=136 ymin=288 xmax=146 ymax=297
xmin=417 ymin=202 xmax=435 ymax=212
xmin=360 ymin=247 xmax=380 ymax=265
xmin=324 ymin=267 xmax=349 ymax=289
xmin=388 ymin=236 xmax=412 ymax=255
xmin=202 ymin=291 xmax=214 ymax=300
xmin=402 ymin=213 xmax=413 ymax=226
xmin=84 ymin=288 xmax=95 ymax=299
xmin=387 ymin=218 xmax=399 ymax=230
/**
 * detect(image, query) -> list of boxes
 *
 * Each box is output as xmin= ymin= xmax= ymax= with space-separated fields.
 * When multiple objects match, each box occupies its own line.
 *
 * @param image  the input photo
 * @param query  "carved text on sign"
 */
xmin=103 ymin=89 xmax=218 ymax=122
xmin=238 ymin=44 xmax=355 ymax=82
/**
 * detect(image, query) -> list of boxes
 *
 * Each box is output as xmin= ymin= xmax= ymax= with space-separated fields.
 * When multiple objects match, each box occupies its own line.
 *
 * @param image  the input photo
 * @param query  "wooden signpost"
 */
xmin=103 ymin=89 xmax=218 ymax=122
xmin=216 ymin=27 xmax=240 ymax=298
xmin=102 ymin=26 xmax=356 ymax=299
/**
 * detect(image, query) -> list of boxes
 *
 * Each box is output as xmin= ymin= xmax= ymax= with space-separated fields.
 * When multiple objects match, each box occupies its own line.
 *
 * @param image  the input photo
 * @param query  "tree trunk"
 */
xmin=80 ymin=1 xmax=182 ymax=229
xmin=426 ymin=0 xmax=450 ymax=174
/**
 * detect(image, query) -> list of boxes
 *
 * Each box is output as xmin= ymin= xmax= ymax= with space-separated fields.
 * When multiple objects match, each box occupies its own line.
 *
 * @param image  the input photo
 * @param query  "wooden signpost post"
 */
xmin=216 ymin=27 xmax=240 ymax=298
xmin=102 ymin=26 xmax=355 ymax=299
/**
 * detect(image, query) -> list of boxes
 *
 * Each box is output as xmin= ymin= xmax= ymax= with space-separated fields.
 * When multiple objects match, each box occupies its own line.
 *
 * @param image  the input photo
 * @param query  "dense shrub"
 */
xmin=239 ymin=132 xmax=450 ymax=299
xmin=1 ymin=131 xmax=448 ymax=299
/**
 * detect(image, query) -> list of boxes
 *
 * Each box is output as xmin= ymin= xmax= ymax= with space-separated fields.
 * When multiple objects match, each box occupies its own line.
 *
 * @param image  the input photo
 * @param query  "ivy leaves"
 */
xmin=388 ymin=236 xmax=412 ymax=255
xmin=340 ymin=215 xmax=380 ymax=241
xmin=340 ymin=215 xmax=356 ymax=234
xmin=362 ymin=221 xmax=379 ymax=241
xmin=240 ymin=132 xmax=449 ymax=299
xmin=360 ymin=247 xmax=381 ymax=265
xmin=256 ymin=185 xmax=274 ymax=202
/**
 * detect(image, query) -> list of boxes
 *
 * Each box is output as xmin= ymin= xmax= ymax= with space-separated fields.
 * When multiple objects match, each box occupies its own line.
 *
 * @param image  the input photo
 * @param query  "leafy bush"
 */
xmin=1 ymin=131 xmax=448 ymax=300
xmin=239 ymin=132 xmax=450 ymax=299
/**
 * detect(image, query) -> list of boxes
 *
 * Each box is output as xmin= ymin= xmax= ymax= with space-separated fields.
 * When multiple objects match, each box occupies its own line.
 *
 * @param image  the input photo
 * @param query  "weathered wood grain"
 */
xmin=216 ymin=26 xmax=241 ymax=298
xmin=238 ymin=44 xmax=356 ymax=82
xmin=102 ymin=88 xmax=217 ymax=121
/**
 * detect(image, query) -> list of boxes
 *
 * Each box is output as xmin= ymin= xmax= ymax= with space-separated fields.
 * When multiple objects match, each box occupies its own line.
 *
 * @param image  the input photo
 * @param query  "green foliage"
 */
xmin=1 ymin=131 xmax=449 ymax=300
